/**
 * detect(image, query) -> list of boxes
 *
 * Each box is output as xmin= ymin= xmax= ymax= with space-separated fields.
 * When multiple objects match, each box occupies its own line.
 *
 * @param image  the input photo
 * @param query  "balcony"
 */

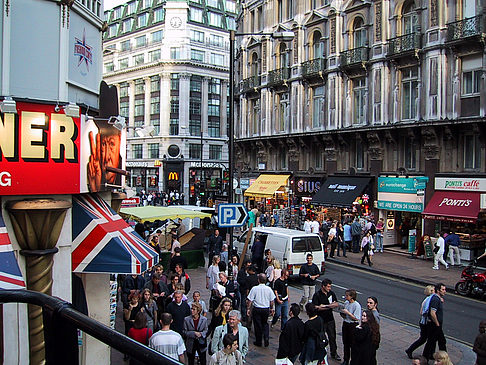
xmin=447 ymin=15 xmax=484 ymax=50
xmin=340 ymin=47 xmax=368 ymax=76
xmin=387 ymin=33 xmax=421 ymax=58
xmin=267 ymin=67 xmax=290 ymax=87
xmin=301 ymin=58 xmax=326 ymax=81
xmin=240 ymin=75 xmax=261 ymax=94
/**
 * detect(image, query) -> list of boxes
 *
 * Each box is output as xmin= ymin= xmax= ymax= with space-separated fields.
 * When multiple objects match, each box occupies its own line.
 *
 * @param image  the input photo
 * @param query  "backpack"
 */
xmin=370 ymin=224 xmax=377 ymax=235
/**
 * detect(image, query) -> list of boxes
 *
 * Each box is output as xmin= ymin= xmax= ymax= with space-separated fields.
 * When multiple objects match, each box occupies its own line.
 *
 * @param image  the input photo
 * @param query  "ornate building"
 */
xmin=103 ymin=0 xmax=237 ymax=204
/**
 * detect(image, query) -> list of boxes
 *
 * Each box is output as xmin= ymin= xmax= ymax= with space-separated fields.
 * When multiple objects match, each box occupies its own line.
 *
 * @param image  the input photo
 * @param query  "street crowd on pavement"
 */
xmin=113 ymin=211 xmax=486 ymax=365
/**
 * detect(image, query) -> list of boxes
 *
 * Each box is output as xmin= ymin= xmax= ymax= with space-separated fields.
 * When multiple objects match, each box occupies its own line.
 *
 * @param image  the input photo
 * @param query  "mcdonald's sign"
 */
xmin=168 ymin=172 xmax=179 ymax=181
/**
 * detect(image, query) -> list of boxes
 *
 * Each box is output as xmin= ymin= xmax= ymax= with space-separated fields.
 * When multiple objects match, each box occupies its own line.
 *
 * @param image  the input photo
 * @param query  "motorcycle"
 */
xmin=455 ymin=263 xmax=486 ymax=299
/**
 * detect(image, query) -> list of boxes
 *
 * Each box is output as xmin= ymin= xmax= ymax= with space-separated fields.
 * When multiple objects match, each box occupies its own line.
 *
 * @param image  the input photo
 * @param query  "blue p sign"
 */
xmin=222 ymin=207 xmax=235 ymax=224
xmin=218 ymin=204 xmax=248 ymax=227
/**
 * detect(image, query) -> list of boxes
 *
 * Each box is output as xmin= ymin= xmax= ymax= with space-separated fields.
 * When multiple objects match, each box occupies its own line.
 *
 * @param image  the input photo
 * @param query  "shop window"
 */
xmin=133 ymin=144 xmax=143 ymax=159
xmin=149 ymin=143 xmax=159 ymax=158
xmin=464 ymin=134 xmax=481 ymax=170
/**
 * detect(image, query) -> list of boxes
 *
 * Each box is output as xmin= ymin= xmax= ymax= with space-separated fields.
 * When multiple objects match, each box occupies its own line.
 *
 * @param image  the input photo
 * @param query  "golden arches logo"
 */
xmin=168 ymin=172 xmax=179 ymax=180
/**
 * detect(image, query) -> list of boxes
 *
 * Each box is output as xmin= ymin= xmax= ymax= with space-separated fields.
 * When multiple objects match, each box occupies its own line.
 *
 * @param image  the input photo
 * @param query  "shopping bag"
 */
xmin=275 ymin=358 xmax=293 ymax=365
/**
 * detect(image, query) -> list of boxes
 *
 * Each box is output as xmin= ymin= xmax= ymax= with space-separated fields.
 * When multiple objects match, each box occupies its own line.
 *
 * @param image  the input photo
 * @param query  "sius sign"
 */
xmin=295 ymin=179 xmax=321 ymax=196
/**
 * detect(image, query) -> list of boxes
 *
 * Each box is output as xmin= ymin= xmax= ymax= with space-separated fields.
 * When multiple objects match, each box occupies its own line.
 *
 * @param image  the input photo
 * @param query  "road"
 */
xmin=300 ymin=262 xmax=485 ymax=346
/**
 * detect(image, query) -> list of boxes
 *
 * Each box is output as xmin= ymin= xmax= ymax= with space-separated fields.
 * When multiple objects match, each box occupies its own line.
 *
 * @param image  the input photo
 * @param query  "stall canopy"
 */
xmin=0 ymin=210 xmax=25 ymax=289
xmin=311 ymin=176 xmax=372 ymax=207
xmin=72 ymin=194 xmax=159 ymax=274
xmin=119 ymin=206 xmax=212 ymax=222
xmin=244 ymin=174 xmax=290 ymax=197
xmin=422 ymin=191 xmax=481 ymax=223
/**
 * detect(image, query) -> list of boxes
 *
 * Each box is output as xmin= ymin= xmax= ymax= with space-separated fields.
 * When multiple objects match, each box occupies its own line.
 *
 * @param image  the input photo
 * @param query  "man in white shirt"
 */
xmin=310 ymin=218 xmax=320 ymax=234
xmin=149 ymin=312 xmax=186 ymax=363
xmin=247 ymin=273 xmax=275 ymax=347
xmin=433 ymin=231 xmax=449 ymax=270
xmin=303 ymin=218 xmax=311 ymax=233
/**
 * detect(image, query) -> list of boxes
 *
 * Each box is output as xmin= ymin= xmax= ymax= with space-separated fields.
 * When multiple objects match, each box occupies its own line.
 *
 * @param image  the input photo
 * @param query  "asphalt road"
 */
xmin=300 ymin=262 xmax=486 ymax=346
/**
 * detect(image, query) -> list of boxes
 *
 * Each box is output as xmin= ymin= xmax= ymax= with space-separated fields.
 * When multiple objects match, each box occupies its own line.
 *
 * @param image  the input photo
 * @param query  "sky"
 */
xmin=104 ymin=0 xmax=126 ymax=10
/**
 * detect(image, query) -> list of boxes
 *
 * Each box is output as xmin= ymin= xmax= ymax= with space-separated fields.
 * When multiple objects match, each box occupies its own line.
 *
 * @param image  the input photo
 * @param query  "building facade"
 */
xmin=102 ymin=0 xmax=237 ymax=205
xmin=235 ymin=0 xmax=486 ymax=242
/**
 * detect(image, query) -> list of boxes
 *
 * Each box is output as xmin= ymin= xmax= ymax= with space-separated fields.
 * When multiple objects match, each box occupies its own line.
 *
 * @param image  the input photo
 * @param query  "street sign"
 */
xmin=218 ymin=203 xmax=249 ymax=227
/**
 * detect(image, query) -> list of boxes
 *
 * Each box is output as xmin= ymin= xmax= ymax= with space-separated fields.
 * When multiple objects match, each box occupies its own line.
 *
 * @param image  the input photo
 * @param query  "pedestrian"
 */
xmin=341 ymin=289 xmax=362 ymax=365
xmin=166 ymin=290 xmax=191 ymax=336
xmin=183 ymin=302 xmax=209 ymax=365
xmin=123 ymin=291 xmax=141 ymax=336
xmin=149 ymin=312 xmax=186 ymax=363
xmin=188 ymin=290 xmax=209 ymax=317
xmin=360 ymin=230 xmax=373 ymax=267
xmin=209 ymin=297 xmax=232 ymax=337
xmin=251 ymin=236 xmax=265 ymax=272
xmin=122 ymin=274 xmax=145 ymax=306
xmin=220 ymin=243 xmax=229 ymax=265
xmin=207 ymin=255 xmax=221 ymax=302
xmin=247 ymin=273 xmax=276 ymax=347
xmin=366 ymin=296 xmax=380 ymax=324
xmin=139 ymin=288 xmax=158 ymax=333
xmin=211 ymin=310 xmax=249 ymax=359
xmin=445 ymin=231 xmax=461 ymax=266
xmin=228 ymin=255 xmax=239 ymax=280
xmin=423 ymin=283 xmax=447 ymax=361
xmin=350 ymin=309 xmax=380 ymax=365
xmin=174 ymin=262 xmax=191 ymax=294
xmin=215 ymin=272 xmax=237 ymax=307
xmin=351 ymin=218 xmax=362 ymax=253
xmin=337 ymin=222 xmax=345 ymax=257
xmin=343 ymin=220 xmax=352 ymax=256
xmin=143 ymin=272 xmax=169 ymax=315
xmin=127 ymin=312 xmax=153 ymax=365
xmin=473 ymin=319 xmax=486 ymax=365
xmin=264 ymin=255 xmax=275 ymax=285
xmin=271 ymin=268 xmax=290 ymax=329
xmin=170 ymin=234 xmax=181 ymax=258
xmin=406 ymin=285 xmax=436 ymax=359
xmin=327 ymin=222 xmax=338 ymax=258
xmin=236 ymin=260 xmax=251 ymax=322
xmin=299 ymin=253 xmax=320 ymax=308
xmin=375 ymin=218 xmax=384 ymax=253
xmin=276 ymin=303 xmax=305 ymax=363
xmin=209 ymin=333 xmax=243 ymax=365
xmin=148 ymin=234 xmax=161 ymax=257
xmin=433 ymin=350 xmax=454 ymax=365
xmin=208 ymin=229 xmax=223 ymax=265
xmin=433 ymin=232 xmax=449 ymax=270
xmin=312 ymin=278 xmax=341 ymax=361
xmin=304 ymin=217 xmax=312 ymax=233
xmin=170 ymin=247 xmax=188 ymax=272
xmin=311 ymin=216 xmax=320 ymax=234
xmin=411 ymin=355 xmax=428 ymax=365
xmin=299 ymin=303 xmax=327 ymax=365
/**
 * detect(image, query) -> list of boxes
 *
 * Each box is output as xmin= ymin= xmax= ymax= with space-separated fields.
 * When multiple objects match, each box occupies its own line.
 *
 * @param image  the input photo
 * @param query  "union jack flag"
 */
xmin=72 ymin=194 xmax=158 ymax=274
xmin=0 ymin=209 xmax=25 ymax=289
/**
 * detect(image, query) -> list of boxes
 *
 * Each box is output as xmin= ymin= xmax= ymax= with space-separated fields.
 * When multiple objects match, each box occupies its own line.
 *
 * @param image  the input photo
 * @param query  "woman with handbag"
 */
xmin=350 ymin=310 xmax=380 ymax=365
xmin=127 ymin=311 xmax=153 ymax=365
xmin=184 ymin=302 xmax=209 ymax=365
xmin=360 ymin=231 xmax=373 ymax=267
xmin=299 ymin=303 xmax=327 ymax=365
xmin=140 ymin=288 xmax=158 ymax=332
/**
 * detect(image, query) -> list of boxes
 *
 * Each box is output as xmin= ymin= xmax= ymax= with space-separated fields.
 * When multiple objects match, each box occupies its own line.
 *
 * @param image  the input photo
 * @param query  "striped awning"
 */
xmin=72 ymin=194 xmax=158 ymax=274
xmin=0 ymin=210 xmax=25 ymax=289
xmin=244 ymin=174 xmax=290 ymax=197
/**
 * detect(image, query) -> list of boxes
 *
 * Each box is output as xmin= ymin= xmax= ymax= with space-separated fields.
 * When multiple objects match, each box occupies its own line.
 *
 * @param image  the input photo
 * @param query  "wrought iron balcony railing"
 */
xmin=447 ymin=15 xmax=484 ymax=42
xmin=302 ymin=58 xmax=326 ymax=77
xmin=388 ymin=33 xmax=421 ymax=56
xmin=241 ymin=75 xmax=261 ymax=93
xmin=340 ymin=47 xmax=369 ymax=67
xmin=267 ymin=67 xmax=290 ymax=86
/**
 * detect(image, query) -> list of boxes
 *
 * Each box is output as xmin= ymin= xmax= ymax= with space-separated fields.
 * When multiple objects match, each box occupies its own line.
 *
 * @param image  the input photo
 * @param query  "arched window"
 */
xmin=277 ymin=43 xmax=288 ymax=69
xmin=311 ymin=31 xmax=322 ymax=59
xmin=402 ymin=1 xmax=417 ymax=35
xmin=250 ymin=53 xmax=259 ymax=77
xmin=353 ymin=17 xmax=367 ymax=48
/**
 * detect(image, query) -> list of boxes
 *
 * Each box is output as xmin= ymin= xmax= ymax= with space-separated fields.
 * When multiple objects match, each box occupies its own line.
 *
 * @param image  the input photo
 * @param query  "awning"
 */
xmin=0 ymin=210 xmax=25 ymax=289
xmin=72 ymin=194 xmax=159 ymax=274
xmin=311 ymin=176 xmax=372 ymax=207
xmin=422 ymin=191 xmax=480 ymax=223
xmin=120 ymin=206 xmax=212 ymax=222
xmin=244 ymin=174 xmax=290 ymax=197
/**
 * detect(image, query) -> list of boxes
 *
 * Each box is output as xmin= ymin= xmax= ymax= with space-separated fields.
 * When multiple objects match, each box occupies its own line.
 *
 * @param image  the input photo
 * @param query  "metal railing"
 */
xmin=241 ymin=75 xmax=261 ymax=93
xmin=388 ymin=33 xmax=421 ymax=55
xmin=0 ymin=289 xmax=179 ymax=365
xmin=340 ymin=47 xmax=369 ymax=66
xmin=447 ymin=15 xmax=484 ymax=41
xmin=267 ymin=67 xmax=290 ymax=86
xmin=302 ymin=58 xmax=326 ymax=77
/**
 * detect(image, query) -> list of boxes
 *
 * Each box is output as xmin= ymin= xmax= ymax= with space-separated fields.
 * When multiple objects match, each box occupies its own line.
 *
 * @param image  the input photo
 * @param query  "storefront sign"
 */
xmin=377 ymin=201 xmax=423 ymax=212
xmin=190 ymin=161 xmax=226 ymax=169
xmin=126 ymin=161 xmax=151 ymax=167
xmin=121 ymin=197 xmax=140 ymax=207
xmin=240 ymin=178 xmax=250 ymax=189
xmin=435 ymin=177 xmax=486 ymax=192
xmin=377 ymin=177 xmax=428 ymax=213
xmin=295 ymin=178 xmax=321 ymax=196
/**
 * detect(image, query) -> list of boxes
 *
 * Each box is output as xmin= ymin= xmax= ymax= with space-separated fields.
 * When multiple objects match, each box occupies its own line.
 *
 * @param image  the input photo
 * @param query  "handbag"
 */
xmin=317 ymin=320 xmax=329 ymax=350
xmin=275 ymin=358 xmax=293 ymax=365
xmin=433 ymin=244 xmax=439 ymax=254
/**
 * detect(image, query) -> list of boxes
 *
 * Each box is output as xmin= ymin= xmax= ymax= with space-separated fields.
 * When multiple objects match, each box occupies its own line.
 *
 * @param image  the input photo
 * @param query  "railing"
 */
xmin=267 ymin=67 xmax=290 ymax=86
xmin=0 ymin=289 xmax=179 ymax=365
xmin=388 ymin=33 xmax=421 ymax=56
xmin=340 ymin=47 xmax=369 ymax=67
xmin=302 ymin=58 xmax=326 ymax=77
xmin=241 ymin=75 xmax=261 ymax=93
xmin=447 ymin=15 xmax=484 ymax=41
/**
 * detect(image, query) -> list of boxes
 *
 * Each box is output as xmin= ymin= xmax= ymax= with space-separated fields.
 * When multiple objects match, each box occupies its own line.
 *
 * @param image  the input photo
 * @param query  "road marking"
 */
xmin=332 ymin=283 xmax=362 ymax=294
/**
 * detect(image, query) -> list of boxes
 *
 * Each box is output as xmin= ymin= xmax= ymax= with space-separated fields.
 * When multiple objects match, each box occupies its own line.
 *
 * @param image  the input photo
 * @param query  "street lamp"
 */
xmin=228 ymin=30 xmax=294 ymax=247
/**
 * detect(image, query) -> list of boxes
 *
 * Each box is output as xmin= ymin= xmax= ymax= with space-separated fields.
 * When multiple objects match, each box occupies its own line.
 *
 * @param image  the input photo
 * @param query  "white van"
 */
xmin=233 ymin=227 xmax=326 ymax=277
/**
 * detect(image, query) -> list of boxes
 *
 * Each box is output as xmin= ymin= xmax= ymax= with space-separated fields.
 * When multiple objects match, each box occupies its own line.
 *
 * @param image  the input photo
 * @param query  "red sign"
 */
xmin=0 ymin=102 xmax=81 ymax=195
xmin=422 ymin=191 xmax=480 ymax=223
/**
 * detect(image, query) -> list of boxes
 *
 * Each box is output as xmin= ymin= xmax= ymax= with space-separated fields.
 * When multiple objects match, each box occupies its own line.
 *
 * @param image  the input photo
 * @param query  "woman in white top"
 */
xmin=327 ymin=222 xmax=338 ymax=258
xmin=264 ymin=255 xmax=275 ymax=285
xmin=207 ymin=255 xmax=221 ymax=291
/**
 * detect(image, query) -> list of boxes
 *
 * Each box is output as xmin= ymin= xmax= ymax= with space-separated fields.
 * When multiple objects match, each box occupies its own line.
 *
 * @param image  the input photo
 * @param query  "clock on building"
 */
xmin=170 ymin=16 xmax=182 ymax=28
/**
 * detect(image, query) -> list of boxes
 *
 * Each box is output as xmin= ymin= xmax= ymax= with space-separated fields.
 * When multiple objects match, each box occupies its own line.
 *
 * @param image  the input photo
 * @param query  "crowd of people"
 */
xmin=136 ymin=190 xmax=186 ymax=206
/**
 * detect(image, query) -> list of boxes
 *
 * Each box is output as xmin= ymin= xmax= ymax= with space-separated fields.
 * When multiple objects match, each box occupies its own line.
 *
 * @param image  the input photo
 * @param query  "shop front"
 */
xmin=188 ymin=162 xmax=228 ymax=206
xmin=422 ymin=177 xmax=486 ymax=260
xmin=126 ymin=161 xmax=161 ymax=194
xmin=376 ymin=176 xmax=428 ymax=249
xmin=244 ymin=174 xmax=290 ymax=213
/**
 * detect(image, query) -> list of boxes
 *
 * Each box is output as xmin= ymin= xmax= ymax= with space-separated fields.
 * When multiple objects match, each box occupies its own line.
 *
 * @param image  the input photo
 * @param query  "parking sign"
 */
xmin=218 ymin=204 xmax=249 ymax=227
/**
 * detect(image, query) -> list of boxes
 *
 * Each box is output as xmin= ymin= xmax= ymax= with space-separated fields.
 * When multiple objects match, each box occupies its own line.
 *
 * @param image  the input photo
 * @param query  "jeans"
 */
xmin=301 ymin=284 xmax=316 ymax=306
xmin=423 ymin=322 xmax=446 ymax=360
xmin=323 ymin=320 xmax=338 ymax=357
xmin=352 ymin=235 xmax=361 ymax=253
xmin=252 ymin=307 xmax=270 ymax=345
xmin=448 ymin=245 xmax=461 ymax=266
xmin=272 ymin=300 xmax=288 ymax=329
xmin=375 ymin=233 xmax=383 ymax=252
xmin=337 ymin=240 xmax=347 ymax=256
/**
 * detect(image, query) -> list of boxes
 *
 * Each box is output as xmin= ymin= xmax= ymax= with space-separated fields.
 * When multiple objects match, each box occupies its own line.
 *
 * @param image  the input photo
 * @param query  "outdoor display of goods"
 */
xmin=456 ymin=232 xmax=486 ymax=249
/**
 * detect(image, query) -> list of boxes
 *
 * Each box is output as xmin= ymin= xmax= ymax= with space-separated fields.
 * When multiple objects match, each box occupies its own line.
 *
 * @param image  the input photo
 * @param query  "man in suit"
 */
xmin=183 ymin=302 xmax=209 ymax=365
xmin=211 ymin=310 xmax=249 ymax=359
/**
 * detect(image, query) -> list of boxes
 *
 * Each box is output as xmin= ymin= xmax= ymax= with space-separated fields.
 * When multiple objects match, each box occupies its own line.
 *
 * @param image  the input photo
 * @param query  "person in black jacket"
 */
xmin=174 ymin=263 xmax=191 ymax=294
xmin=237 ymin=260 xmax=252 ymax=322
xmin=144 ymin=273 xmax=169 ymax=315
xmin=277 ymin=303 xmax=305 ymax=363
xmin=166 ymin=290 xmax=191 ymax=336
xmin=351 ymin=309 xmax=380 ymax=365
xmin=208 ymin=229 xmax=223 ymax=265
xmin=122 ymin=274 xmax=145 ymax=306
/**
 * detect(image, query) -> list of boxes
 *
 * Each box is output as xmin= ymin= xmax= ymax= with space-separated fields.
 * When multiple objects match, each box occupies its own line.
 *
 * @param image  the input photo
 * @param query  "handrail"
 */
xmin=0 ymin=289 xmax=180 ymax=365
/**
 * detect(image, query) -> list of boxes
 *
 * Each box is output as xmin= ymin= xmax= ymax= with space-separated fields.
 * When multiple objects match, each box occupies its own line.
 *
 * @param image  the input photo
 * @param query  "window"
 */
xmin=119 ymin=58 xmax=129 ymax=69
xmin=134 ymin=99 xmax=144 ymax=116
xmin=127 ymin=1 xmax=137 ymax=14
xmin=404 ymin=138 xmax=417 ymax=170
xmin=189 ymin=144 xmax=201 ymax=159
xmin=120 ymin=101 xmax=129 ymax=117
xmin=153 ymin=7 xmax=164 ymax=22
xmin=108 ymin=24 xmax=118 ymax=37
xmin=209 ymin=34 xmax=224 ymax=47
xmin=171 ymin=96 xmax=179 ymax=113
xmin=190 ymin=76 xmax=202 ymax=92
xmin=315 ymin=150 xmax=323 ymax=170
xmin=104 ymin=62 xmax=114 ymax=73
xmin=150 ymin=76 xmax=160 ymax=92
xmin=170 ymin=118 xmax=179 ymax=135
xmin=121 ymin=40 xmax=131 ymax=51
xmin=189 ymin=120 xmax=201 ymax=136
xmin=353 ymin=77 xmax=366 ymax=124
xmin=149 ymin=143 xmax=159 ymax=159
xmin=190 ymin=7 xmax=203 ymax=22
xmin=150 ymin=118 xmax=160 ymax=135
xmin=207 ymin=0 xmax=219 ymax=8
xmin=122 ymin=18 xmax=133 ymax=33
xmin=141 ymin=0 xmax=151 ymax=9
xmin=209 ymin=79 xmax=221 ymax=94
xmin=190 ymin=97 xmax=201 ymax=114
xmin=133 ymin=144 xmax=143 ymax=159
xmin=134 ymin=54 xmax=144 ymax=65
xmin=150 ymin=96 xmax=160 ymax=114
xmin=209 ymin=145 xmax=222 ymax=159
xmin=210 ymin=53 xmax=225 ymax=66
xmin=137 ymin=13 xmax=148 ymax=28
xmin=277 ymin=0 xmax=283 ymax=23
xmin=113 ymin=7 xmax=122 ymax=19
xmin=152 ymin=30 xmax=163 ymax=43
xmin=402 ymin=1 xmax=417 ymax=34
xmin=292 ymin=237 xmax=321 ymax=252
xmin=287 ymin=0 xmax=293 ymax=19
xmin=462 ymin=70 xmax=481 ymax=96
xmin=208 ymin=12 xmax=222 ymax=27
xmin=312 ymin=86 xmax=324 ymax=128
xmin=149 ymin=49 xmax=161 ymax=62
xmin=171 ymin=74 xmax=179 ymax=90
xmin=373 ymin=69 xmax=382 ymax=123
xmin=402 ymin=67 xmax=418 ymax=120
xmin=226 ymin=1 xmax=236 ymax=12
xmin=77 ymin=0 xmax=101 ymax=16
xmin=226 ymin=18 xmax=236 ymax=30
xmin=277 ymin=93 xmax=289 ymax=132
xmin=353 ymin=17 xmax=367 ymax=48
xmin=135 ymin=35 xmax=146 ymax=48
xmin=135 ymin=79 xmax=145 ymax=94
xmin=191 ymin=49 xmax=205 ymax=62
xmin=191 ymin=30 xmax=205 ymax=43
xmin=464 ymin=134 xmax=481 ymax=169
xmin=120 ymin=83 xmax=129 ymax=97
xmin=208 ymin=98 xmax=220 ymax=116
xmin=356 ymin=139 xmax=364 ymax=170
xmin=170 ymin=47 xmax=181 ymax=59
xmin=208 ymin=119 xmax=220 ymax=137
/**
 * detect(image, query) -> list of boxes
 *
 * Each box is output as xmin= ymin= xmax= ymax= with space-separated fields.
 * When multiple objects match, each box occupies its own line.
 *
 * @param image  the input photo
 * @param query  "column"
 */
xmin=201 ymin=76 xmax=210 ymax=137
xmin=160 ymin=72 xmax=171 ymax=136
xmin=221 ymin=79 xmax=228 ymax=139
xmin=179 ymin=72 xmax=191 ymax=136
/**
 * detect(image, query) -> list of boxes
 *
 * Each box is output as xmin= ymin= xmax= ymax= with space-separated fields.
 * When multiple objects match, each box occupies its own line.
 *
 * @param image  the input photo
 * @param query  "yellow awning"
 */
xmin=244 ymin=174 xmax=290 ymax=197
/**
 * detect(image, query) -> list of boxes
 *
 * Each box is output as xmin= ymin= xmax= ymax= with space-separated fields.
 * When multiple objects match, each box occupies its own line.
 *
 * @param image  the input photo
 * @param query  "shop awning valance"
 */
xmin=311 ymin=176 xmax=372 ymax=207
xmin=72 ymin=194 xmax=159 ymax=274
xmin=422 ymin=191 xmax=480 ymax=223
xmin=0 ymin=210 xmax=25 ymax=289
xmin=120 ymin=206 xmax=212 ymax=222
xmin=244 ymin=174 xmax=290 ymax=198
